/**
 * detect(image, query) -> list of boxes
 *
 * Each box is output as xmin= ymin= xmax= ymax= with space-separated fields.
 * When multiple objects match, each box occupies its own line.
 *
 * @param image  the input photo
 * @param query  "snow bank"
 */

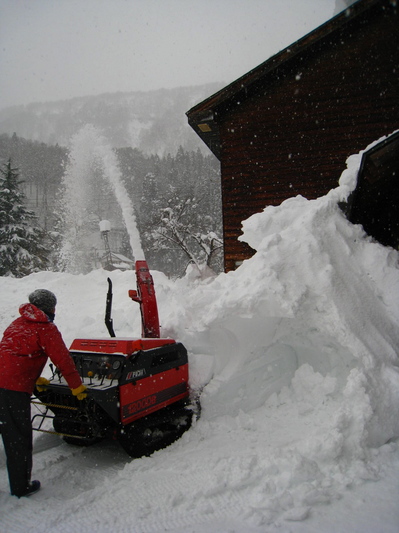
xmin=167 ymin=148 xmax=399 ymax=446
xmin=0 ymin=144 xmax=398 ymax=532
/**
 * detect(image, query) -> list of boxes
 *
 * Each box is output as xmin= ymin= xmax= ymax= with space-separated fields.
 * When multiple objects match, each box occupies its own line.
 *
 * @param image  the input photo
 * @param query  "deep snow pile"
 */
xmin=0 ymin=142 xmax=398 ymax=532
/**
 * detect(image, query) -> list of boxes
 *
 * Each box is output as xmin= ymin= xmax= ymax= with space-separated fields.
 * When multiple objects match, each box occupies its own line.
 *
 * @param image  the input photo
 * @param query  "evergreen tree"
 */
xmin=0 ymin=159 xmax=48 ymax=277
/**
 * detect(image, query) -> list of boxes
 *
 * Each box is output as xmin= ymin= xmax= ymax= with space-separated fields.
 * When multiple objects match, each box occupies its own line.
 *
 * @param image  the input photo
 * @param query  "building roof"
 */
xmin=186 ymin=0 xmax=387 ymax=158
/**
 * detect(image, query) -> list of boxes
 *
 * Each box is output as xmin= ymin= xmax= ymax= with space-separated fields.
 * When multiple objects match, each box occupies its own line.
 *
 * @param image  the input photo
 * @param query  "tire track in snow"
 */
xmin=0 ymin=434 xmax=256 ymax=533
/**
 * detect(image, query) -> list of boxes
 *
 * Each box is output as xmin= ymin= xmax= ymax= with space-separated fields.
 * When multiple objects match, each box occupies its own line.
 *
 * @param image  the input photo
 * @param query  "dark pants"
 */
xmin=0 ymin=388 xmax=33 ymax=497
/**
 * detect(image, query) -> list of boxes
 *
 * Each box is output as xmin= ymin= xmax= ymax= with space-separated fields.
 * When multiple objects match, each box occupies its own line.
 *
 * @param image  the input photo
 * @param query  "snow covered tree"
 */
xmin=148 ymin=194 xmax=223 ymax=276
xmin=0 ymin=159 xmax=49 ymax=277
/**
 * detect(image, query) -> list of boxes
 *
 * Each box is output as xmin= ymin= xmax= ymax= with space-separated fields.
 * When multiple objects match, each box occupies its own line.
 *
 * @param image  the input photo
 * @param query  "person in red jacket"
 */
xmin=0 ymin=289 xmax=86 ymax=498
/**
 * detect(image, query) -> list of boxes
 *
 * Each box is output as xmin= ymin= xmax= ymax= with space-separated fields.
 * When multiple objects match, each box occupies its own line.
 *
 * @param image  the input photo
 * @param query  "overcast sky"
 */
xmin=0 ymin=0 xmax=335 ymax=110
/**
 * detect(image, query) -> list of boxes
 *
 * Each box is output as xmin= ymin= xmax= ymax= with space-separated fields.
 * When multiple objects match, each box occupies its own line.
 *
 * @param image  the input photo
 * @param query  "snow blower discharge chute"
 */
xmin=31 ymin=261 xmax=197 ymax=457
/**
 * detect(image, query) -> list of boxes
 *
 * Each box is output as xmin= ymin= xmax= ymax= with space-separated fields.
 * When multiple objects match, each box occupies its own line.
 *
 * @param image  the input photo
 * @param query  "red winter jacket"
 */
xmin=0 ymin=303 xmax=82 ymax=394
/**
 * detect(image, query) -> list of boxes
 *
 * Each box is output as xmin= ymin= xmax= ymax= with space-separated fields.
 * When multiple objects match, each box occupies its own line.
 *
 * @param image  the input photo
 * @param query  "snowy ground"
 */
xmin=0 ymin=142 xmax=398 ymax=532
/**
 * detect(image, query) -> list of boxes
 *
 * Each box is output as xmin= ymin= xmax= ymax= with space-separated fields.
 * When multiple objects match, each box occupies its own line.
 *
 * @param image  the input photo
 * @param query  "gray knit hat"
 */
xmin=29 ymin=289 xmax=57 ymax=313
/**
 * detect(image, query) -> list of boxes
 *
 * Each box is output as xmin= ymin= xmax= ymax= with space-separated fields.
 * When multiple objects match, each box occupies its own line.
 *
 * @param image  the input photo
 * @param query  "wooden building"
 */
xmin=186 ymin=0 xmax=399 ymax=271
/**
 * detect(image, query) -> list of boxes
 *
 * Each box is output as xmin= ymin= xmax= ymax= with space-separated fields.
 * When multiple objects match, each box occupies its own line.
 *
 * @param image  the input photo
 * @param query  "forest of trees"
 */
xmin=0 ymin=132 xmax=222 ymax=277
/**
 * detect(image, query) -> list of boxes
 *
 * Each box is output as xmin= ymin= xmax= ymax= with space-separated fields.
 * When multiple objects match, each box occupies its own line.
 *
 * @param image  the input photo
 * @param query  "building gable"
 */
xmin=187 ymin=0 xmax=399 ymax=271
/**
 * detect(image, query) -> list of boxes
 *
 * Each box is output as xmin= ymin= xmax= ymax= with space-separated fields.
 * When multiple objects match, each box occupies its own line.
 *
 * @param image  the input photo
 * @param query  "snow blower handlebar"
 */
xmin=105 ymin=277 xmax=116 ymax=338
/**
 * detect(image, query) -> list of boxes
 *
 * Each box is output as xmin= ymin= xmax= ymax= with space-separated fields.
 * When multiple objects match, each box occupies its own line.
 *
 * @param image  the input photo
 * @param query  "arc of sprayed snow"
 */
xmin=102 ymin=152 xmax=145 ymax=261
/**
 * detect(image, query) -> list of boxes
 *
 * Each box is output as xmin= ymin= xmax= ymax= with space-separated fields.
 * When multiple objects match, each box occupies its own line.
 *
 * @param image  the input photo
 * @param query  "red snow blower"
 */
xmin=31 ymin=260 xmax=197 ymax=457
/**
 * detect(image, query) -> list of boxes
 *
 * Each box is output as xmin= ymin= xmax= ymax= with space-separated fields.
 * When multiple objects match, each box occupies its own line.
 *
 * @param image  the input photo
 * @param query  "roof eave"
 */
xmin=186 ymin=0 xmax=384 ymax=157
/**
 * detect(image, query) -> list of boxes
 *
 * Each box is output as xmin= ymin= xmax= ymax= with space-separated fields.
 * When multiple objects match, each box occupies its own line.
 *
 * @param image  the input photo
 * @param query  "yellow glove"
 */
xmin=36 ymin=377 xmax=50 ymax=392
xmin=71 ymin=384 xmax=88 ymax=400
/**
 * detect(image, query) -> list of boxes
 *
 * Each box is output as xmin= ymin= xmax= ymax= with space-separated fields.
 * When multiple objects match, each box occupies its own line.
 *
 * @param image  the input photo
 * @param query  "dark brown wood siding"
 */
xmin=218 ymin=3 xmax=399 ymax=271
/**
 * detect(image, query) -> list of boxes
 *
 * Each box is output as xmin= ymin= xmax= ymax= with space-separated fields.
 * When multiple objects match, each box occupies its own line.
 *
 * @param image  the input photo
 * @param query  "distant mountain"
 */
xmin=0 ymin=83 xmax=223 ymax=155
